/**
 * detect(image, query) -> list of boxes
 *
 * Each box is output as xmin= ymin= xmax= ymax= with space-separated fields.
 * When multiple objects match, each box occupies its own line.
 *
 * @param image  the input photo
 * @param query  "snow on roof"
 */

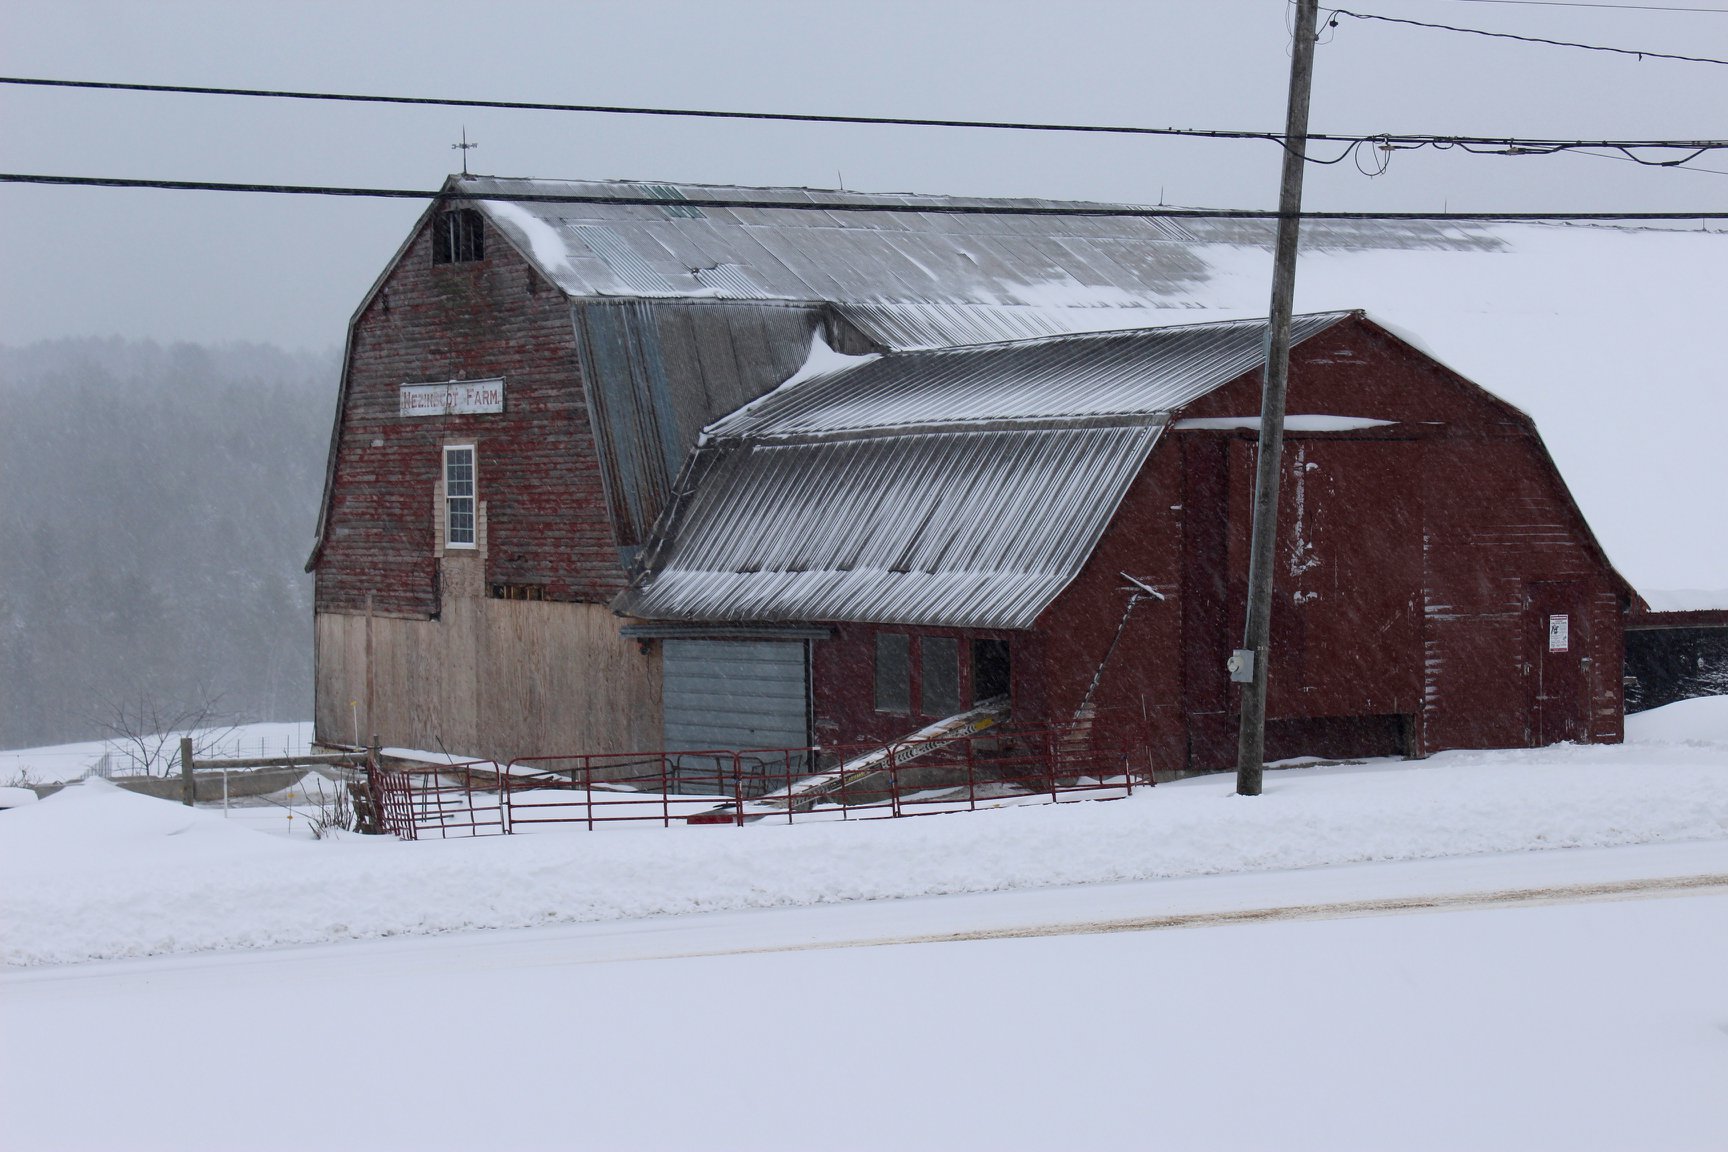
xmin=1186 ymin=225 xmax=1728 ymax=592
xmin=463 ymin=175 xmax=1496 ymax=319
xmin=1641 ymin=589 xmax=1728 ymax=614
xmin=708 ymin=313 xmax=1351 ymax=441
xmin=615 ymin=423 xmax=1163 ymax=630
xmin=619 ymin=314 xmax=1354 ymax=628
xmin=457 ymin=174 xmax=1724 ymax=592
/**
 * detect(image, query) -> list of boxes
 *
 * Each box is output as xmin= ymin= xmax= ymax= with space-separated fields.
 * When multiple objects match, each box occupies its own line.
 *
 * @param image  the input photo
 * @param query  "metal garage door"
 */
xmin=662 ymin=639 xmax=810 ymax=752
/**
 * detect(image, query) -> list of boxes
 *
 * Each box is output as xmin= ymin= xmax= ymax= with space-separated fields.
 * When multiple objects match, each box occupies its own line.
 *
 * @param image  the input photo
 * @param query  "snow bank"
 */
xmin=1625 ymin=694 xmax=1728 ymax=746
xmin=4 ymin=709 xmax=1726 ymax=967
xmin=0 ymin=787 xmax=38 ymax=809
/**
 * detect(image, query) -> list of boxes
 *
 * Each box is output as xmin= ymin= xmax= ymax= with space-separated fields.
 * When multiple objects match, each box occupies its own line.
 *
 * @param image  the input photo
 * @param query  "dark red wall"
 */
xmin=811 ymin=623 xmax=1022 ymax=751
xmin=314 ymin=211 xmax=623 ymax=616
xmin=1157 ymin=316 xmax=1625 ymax=769
xmin=804 ymin=315 xmax=1627 ymax=774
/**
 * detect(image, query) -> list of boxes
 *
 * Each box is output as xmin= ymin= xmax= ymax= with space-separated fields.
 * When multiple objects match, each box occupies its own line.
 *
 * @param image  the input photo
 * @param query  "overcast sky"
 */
xmin=2 ymin=0 xmax=1724 ymax=349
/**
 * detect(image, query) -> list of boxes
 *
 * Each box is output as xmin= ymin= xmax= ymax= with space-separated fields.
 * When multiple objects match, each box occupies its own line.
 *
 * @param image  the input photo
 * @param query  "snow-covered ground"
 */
xmin=2 ymin=697 xmax=1724 ymax=969
xmin=3 ymin=835 xmax=1724 ymax=1149
xmin=2 ymin=698 xmax=1725 ymax=1149
xmin=0 ymin=720 xmax=314 ymax=785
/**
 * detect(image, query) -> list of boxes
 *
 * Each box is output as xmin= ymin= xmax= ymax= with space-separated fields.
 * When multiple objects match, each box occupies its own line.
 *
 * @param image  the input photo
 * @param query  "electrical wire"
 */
xmin=2 ymin=172 xmax=1723 ymax=221
xmin=1440 ymin=1 xmax=1728 ymax=13
xmin=1325 ymin=7 xmax=1728 ymax=63
xmin=0 ymin=75 xmax=1721 ymax=159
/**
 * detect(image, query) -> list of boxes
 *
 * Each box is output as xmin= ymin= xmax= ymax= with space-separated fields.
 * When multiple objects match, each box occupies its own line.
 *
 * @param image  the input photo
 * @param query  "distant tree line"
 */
xmin=0 ymin=338 xmax=338 ymax=748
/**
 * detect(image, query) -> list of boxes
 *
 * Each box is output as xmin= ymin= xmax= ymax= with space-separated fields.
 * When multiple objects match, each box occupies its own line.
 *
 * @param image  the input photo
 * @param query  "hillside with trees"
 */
xmin=0 ymin=338 xmax=338 ymax=748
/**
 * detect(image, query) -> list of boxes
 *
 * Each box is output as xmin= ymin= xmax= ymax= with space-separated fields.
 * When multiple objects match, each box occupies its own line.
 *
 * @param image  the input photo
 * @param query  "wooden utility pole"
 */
xmin=1235 ymin=0 xmax=1320 ymax=797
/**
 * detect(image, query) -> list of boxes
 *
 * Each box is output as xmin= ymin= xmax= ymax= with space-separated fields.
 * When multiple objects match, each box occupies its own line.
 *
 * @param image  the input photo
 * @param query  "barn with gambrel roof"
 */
xmin=308 ymin=175 xmax=1630 ymax=774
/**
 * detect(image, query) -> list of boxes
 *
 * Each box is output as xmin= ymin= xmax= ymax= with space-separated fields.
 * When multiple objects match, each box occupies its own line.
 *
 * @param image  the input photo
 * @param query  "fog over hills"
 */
xmin=0 ymin=339 xmax=337 ymax=748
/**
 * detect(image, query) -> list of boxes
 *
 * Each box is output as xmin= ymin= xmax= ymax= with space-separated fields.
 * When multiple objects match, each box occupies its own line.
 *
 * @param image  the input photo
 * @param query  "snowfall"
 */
xmin=1 ymin=699 xmax=1724 ymax=1150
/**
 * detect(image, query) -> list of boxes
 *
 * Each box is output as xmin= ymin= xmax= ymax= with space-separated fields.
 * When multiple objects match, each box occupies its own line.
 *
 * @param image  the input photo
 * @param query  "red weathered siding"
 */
xmin=1042 ymin=315 xmax=1624 ymax=775
xmin=804 ymin=318 xmax=1625 ymax=775
xmin=811 ymin=623 xmax=1021 ymax=749
xmin=1028 ymin=441 xmax=1188 ymax=767
xmin=1161 ymin=316 xmax=1617 ymax=766
xmin=314 ymin=212 xmax=622 ymax=616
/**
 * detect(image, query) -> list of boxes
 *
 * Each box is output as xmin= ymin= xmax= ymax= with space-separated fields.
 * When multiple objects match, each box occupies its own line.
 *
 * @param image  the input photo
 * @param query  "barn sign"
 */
xmin=399 ymin=378 xmax=505 ymax=417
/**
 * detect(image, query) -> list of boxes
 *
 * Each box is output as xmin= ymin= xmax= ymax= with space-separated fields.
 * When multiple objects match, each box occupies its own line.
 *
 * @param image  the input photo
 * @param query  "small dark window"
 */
xmin=875 ymin=633 xmax=910 ymax=714
xmin=973 ymin=639 xmax=1011 ymax=702
xmin=921 ymin=637 xmax=960 ymax=717
xmin=432 ymin=208 xmax=485 ymax=264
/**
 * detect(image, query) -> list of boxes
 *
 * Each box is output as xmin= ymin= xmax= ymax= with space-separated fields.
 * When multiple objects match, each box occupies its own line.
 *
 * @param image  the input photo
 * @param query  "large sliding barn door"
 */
xmin=662 ymin=639 xmax=810 ymax=752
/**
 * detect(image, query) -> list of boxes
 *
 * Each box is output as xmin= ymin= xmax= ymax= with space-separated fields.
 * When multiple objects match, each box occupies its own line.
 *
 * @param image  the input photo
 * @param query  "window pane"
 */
xmin=875 ymin=633 xmax=910 ymax=714
xmin=445 ymin=448 xmax=476 ymax=546
xmin=447 ymin=499 xmax=474 ymax=545
xmin=921 ymin=636 xmax=959 ymax=717
xmin=446 ymin=448 xmax=473 ymax=495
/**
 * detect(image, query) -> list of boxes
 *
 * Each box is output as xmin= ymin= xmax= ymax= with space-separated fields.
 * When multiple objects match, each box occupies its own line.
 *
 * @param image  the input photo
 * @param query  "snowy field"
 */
xmin=1 ymin=698 xmax=1724 ymax=972
xmin=0 ymin=721 xmax=314 ymax=785
xmin=1 ymin=699 xmax=1725 ymax=1148
xmin=3 ymin=829 xmax=1726 ymax=1148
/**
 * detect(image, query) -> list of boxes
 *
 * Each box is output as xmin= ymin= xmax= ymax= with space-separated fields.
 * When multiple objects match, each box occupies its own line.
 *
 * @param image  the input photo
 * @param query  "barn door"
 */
xmin=662 ymin=639 xmax=811 ymax=752
xmin=1528 ymin=582 xmax=1589 ymax=746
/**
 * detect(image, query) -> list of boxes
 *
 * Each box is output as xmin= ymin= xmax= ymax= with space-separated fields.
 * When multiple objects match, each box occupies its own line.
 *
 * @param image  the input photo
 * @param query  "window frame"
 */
xmin=874 ymin=632 xmax=911 ymax=715
xmin=432 ymin=208 xmax=485 ymax=264
xmin=443 ymin=443 xmax=477 ymax=550
xmin=920 ymin=635 xmax=961 ymax=718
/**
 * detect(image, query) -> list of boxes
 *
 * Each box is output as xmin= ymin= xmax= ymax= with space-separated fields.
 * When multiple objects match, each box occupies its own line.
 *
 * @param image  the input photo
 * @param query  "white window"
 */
xmin=444 ymin=445 xmax=476 ymax=548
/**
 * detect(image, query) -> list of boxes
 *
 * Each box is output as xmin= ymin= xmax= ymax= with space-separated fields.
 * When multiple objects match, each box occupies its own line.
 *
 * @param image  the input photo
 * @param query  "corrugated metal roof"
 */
xmin=463 ymin=176 xmax=1499 ymax=319
xmin=617 ymin=312 xmax=1348 ymax=628
xmin=710 ymin=312 xmax=1350 ymax=440
xmin=615 ymin=424 xmax=1164 ymax=629
xmin=833 ymin=301 xmax=1177 ymax=350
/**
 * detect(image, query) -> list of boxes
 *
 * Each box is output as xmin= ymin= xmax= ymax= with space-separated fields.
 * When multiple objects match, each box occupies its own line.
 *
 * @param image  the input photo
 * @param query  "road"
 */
xmin=5 ymin=840 xmax=1726 ymax=1151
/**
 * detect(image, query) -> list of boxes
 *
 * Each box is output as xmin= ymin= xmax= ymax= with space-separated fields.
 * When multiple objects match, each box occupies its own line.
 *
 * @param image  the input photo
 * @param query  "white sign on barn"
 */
xmin=399 ymin=378 xmax=505 ymax=417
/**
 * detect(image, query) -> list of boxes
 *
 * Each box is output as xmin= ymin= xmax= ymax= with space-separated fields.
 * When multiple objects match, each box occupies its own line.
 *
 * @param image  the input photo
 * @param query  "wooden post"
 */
xmin=1236 ymin=0 xmax=1319 ymax=798
xmin=179 ymin=736 xmax=196 ymax=807
xmin=364 ymin=591 xmax=376 ymax=748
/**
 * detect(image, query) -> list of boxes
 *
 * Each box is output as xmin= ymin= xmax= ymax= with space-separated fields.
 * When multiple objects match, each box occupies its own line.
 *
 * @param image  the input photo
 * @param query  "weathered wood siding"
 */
xmin=314 ymin=600 xmax=662 ymax=761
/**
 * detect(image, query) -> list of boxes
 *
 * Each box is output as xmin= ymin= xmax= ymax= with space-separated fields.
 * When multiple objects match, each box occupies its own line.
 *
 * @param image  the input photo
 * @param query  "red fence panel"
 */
xmin=368 ymin=723 xmax=1151 ymax=840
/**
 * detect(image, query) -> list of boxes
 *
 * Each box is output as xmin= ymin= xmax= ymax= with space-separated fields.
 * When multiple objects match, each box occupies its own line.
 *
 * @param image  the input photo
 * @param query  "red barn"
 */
xmin=616 ymin=311 xmax=1632 ymax=772
xmin=309 ymin=176 xmax=1631 ymax=773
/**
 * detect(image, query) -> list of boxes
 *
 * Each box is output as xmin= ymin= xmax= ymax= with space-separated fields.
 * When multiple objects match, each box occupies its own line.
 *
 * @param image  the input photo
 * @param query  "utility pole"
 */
xmin=1234 ymin=0 xmax=1320 ymax=797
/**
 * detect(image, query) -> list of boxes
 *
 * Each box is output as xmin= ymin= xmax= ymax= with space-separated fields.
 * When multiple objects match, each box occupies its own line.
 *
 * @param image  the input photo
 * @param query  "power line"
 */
xmin=1578 ymin=147 xmax=1728 ymax=176
xmin=3 ymin=172 xmax=1725 ymax=222
xmin=1327 ymin=7 xmax=1728 ymax=63
xmin=1441 ymin=0 xmax=1728 ymax=13
xmin=0 ymin=75 xmax=1721 ymax=158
